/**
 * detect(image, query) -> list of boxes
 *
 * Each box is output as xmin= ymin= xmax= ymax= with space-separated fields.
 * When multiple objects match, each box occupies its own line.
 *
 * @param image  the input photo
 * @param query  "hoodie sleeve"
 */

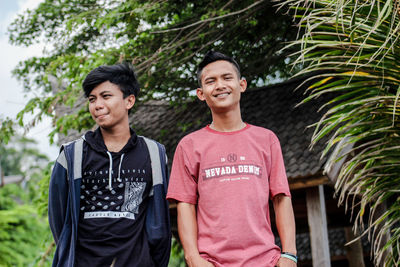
xmin=145 ymin=143 xmax=171 ymax=267
xmin=48 ymin=149 xmax=69 ymax=244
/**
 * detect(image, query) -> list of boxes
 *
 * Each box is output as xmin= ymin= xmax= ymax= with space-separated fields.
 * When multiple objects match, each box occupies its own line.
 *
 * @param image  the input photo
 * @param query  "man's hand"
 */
xmin=177 ymin=202 xmax=215 ymax=267
xmin=276 ymin=256 xmax=297 ymax=267
xmin=186 ymin=254 xmax=215 ymax=267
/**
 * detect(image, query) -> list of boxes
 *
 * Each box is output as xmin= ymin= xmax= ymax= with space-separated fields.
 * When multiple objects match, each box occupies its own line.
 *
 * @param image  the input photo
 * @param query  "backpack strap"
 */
xmin=141 ymin=136 xmax=163 ymax=196
xmin=72 ymin=137 xmax=84 ymax=180
xmin=61 ymin=137 xmax=84 ymax=180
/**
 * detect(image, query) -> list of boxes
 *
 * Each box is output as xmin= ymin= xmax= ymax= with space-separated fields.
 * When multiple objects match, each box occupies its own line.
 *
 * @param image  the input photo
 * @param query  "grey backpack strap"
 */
xmin=141 ymin=136 xmax=162 ymax=196
xmin=73 ymin=137 xmax=84 ymax=180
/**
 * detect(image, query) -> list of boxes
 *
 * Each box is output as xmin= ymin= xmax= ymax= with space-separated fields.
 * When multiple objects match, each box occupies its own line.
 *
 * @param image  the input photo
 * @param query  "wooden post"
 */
xmin=344 ymin=227 xmax=365 ymax=267
xmin=306 ymin=185 xmax=331 ymax=267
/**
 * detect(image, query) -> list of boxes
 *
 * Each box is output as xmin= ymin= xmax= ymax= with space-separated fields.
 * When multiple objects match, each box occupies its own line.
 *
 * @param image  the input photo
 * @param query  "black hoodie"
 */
xmin=75 ymin=127 xmax=155 ymax=267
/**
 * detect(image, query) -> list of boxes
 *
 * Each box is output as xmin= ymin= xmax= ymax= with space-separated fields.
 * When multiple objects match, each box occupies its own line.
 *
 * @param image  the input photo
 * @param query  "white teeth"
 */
xmin=215 ymin=93 xmax=229 ymax=98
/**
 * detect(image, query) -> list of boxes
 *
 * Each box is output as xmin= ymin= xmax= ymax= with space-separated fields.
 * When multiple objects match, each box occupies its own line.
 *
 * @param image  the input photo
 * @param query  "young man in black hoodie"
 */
xmin=48 ymin=63 xmax=171 ymax=267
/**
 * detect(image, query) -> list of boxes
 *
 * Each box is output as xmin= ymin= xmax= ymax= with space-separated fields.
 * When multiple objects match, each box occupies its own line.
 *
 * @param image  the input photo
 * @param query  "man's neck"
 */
xmin=209 ymin=109 xmax=245 ymax=132
xmin=100 ymin=124 xmax=131 ymax=152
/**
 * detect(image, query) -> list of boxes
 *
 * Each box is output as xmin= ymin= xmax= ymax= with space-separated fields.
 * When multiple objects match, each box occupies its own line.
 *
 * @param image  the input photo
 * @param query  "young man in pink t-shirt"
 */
xmin=167 ymin=51 xmax=297 ymax=267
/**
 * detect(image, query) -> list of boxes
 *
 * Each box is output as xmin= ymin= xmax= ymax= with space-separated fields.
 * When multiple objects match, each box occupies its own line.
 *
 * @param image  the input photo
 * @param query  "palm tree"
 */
xmin=279 ymin=0 xmax=400 ymax=265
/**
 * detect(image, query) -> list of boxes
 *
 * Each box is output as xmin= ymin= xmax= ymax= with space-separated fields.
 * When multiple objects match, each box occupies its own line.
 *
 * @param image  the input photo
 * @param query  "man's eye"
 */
xmin=103 ymin=94 xmax=112 ymax=98
xmin=225 ymin=76 xmax=232 ymax=80
xmin=88 ymin=98 xmax=95 ymax=103
xmin=205 ymin=80 xmax=214 ymax=84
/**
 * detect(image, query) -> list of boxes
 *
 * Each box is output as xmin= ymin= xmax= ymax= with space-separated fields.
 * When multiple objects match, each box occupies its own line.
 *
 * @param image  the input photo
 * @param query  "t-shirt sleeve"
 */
xmin=269 ymin=134 xmax=291 ymax=198
xmin=166 ymin=140 xmax=198 ymax=204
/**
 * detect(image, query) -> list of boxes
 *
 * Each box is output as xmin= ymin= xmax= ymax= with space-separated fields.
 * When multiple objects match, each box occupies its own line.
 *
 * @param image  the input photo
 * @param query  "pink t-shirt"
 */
xmin=167 ymin=124 xmax=290 ymax=267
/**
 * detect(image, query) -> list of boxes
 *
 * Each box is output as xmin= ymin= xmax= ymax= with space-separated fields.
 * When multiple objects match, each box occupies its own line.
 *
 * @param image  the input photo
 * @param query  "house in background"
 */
xmin=0 ymin=163 xmax=24 ymax=187
xmin=56 ymin=76 xmax=373 ymax=266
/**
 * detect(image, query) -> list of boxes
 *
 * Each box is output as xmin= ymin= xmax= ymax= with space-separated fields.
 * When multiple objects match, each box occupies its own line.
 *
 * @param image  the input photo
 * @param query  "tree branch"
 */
xmin=151 ymin=0 xmax=266 ymax=33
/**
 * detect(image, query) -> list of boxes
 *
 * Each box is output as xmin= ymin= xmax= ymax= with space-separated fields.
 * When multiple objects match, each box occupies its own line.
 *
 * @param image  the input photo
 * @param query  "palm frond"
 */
xmin=279 ymin=0 xmax=400 ymax=265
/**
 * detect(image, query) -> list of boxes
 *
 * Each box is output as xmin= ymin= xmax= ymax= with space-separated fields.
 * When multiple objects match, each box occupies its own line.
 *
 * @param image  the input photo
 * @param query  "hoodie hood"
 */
xmin=83 ymin=127 xmax=138 ymax=190
xmin=84 ymin=127 xmax=138 ymax=154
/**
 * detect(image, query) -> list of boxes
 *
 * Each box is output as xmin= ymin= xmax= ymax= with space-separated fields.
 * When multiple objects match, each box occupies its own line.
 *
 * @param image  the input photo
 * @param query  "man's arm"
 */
xmin=273 ymin=194 xmax=297 ymax=266
xmin=177 ymin=202 xmax=214 ymax=267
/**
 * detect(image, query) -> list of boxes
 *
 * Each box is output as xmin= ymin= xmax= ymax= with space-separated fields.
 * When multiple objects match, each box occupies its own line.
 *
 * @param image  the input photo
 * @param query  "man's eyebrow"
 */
xmin=204 ymin=72 xmax=234 ymax=79
xmin=89 ymin=90 xmax=112 ymax=97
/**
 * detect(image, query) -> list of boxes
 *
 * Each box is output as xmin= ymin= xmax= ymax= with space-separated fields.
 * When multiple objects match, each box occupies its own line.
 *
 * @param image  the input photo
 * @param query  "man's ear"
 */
xmin=239 ymin=78 xmax=247 ymax=93
xmin=125 ymin=94 xmax=136 ymax=110
xmin=196 ymin=88 xmax=206 ymax=101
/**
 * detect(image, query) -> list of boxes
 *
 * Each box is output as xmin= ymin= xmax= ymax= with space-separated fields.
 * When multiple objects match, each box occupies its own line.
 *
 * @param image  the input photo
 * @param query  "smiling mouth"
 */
xmin=214 ymin=92 xmax=231 ymax=98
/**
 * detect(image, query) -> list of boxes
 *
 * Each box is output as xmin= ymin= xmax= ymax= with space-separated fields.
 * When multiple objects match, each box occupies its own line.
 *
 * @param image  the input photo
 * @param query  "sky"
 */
xmin=0 ymin=0 xmax=59 ymax=159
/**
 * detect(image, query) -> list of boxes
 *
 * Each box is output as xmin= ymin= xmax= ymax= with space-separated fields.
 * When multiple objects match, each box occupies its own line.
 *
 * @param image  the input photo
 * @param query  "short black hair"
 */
xmin=82 ymin=62 xmax=140 ymax=98
xmin=197 ymin=51 xmax=241 ymax=86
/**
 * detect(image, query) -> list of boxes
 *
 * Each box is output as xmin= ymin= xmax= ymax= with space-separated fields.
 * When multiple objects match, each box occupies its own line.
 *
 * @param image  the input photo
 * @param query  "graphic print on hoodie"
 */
xmin=75 ymin=128 xmax=155 ymax=267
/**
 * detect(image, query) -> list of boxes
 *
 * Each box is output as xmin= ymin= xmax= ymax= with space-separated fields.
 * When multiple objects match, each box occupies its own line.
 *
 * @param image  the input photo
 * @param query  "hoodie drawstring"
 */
xmin=106 ymin=151 xmax=125 ymax=191
xmin=118 ymin=154 xmax=124 ymax=182
xmin=106 ymin=151 xmax=113 ymax=190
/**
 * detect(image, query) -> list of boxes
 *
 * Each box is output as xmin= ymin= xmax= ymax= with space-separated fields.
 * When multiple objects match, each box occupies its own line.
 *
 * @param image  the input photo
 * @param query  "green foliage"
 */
xmin=27 ymin=165 xmax=55 ymax=267
xmin=0 ymin=135 xmax=54 ymax=266
xmin=0 ymin=178 xmax=53 ymax=267
xmin=5 ymin=0 xmax=299 ymax=139
xmin=0 ymin=118 xmax=15 ymax=145
xmin=169 ymin=237 xmax=185 ymax=267
xmin=281 ymin=0 xmax=400 ymax=265
xmin=0 ymin=135 xmax=48 ymax=177
xmin=33 ymin=163 xmax=53 ymax=218
xmin=0 ymin=183 xmax=29 ymax=210
xmin=0 ymin=204 xmax=50 ymax=266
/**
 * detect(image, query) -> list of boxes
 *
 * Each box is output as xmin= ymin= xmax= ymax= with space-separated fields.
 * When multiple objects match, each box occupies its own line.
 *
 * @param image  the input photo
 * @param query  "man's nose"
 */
xmin=94 ymin=99 xmax=104 ymax=109
xmin=215 ymin=79 xmax=226 ymax=89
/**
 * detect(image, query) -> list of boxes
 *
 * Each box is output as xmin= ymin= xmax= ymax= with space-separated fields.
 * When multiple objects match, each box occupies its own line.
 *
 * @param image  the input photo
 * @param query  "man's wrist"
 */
xmin=281 ymin=252 xmax=298 ymax=264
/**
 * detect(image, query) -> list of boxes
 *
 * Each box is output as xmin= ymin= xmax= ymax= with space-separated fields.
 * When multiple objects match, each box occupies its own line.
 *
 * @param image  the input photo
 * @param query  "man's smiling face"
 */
xmin=196 ymin=60 xmax=246 ymax=113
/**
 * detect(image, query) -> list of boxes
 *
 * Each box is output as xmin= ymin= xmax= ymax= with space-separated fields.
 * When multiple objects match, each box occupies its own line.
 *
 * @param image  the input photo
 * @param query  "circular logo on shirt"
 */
xmin=227 ymin=153 xmax=237 ymax=162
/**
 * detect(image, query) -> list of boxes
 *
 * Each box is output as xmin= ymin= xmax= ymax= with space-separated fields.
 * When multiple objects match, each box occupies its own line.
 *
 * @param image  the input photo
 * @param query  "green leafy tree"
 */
xmin=280 ymin=0 xmax=400 ymax=265
xmin=0 ymin=118 xmax=15 ymax=145
xmin=0 ymin=204 xmax=47 ymax=266
xmin=5 ymin=0 xmax=298 ymax=142
xmin=0 ymin=137 xmax=53 ymax=266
